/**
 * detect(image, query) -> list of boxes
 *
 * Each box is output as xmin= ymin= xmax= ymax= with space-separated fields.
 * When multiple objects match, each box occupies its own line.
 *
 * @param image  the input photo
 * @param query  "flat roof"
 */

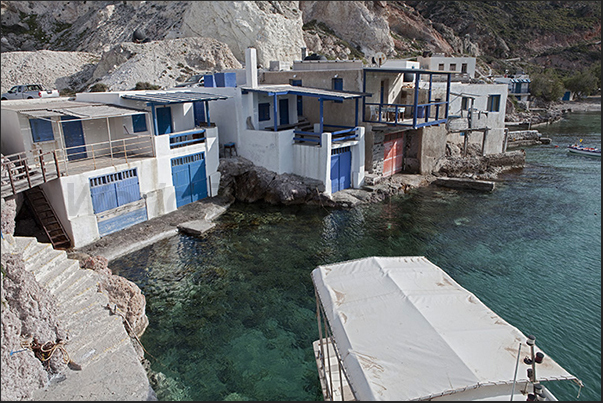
xmin=120 ymin=91 xmax=229 ymax=105
xmin=5 ymin=100 xmax=147 ymax=120
xmin=241 ymin=84 xmax=370 ymax=100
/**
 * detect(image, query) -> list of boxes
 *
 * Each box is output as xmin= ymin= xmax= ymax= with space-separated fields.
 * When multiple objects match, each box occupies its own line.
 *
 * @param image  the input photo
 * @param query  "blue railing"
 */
xmin=293 ymin=125 xmax=358 ymax=146
xmin=169 ymin=128 xmax=206 ymax=149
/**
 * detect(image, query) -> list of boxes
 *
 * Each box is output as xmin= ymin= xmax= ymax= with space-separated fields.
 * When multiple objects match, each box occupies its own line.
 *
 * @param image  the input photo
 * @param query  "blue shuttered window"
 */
xmin=132 ymin=114 xmax=147 ymax=132
xmin=487 ymin=95 xmax=501 ymax=112
xmin=30 ymin=119 xmax=54 ymax=142
xmin=259 ymin=103 xmax=270 ymax=121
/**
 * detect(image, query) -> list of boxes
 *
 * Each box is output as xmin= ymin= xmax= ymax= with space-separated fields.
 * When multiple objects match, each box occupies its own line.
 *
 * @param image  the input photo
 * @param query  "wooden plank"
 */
xmin=313 ymin=338 xmax=356 ymax=401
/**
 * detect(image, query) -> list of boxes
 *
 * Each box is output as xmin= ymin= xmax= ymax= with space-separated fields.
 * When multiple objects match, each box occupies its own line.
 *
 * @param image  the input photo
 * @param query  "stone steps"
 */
xmin=7 ymin=235 xmax=153 ymax=401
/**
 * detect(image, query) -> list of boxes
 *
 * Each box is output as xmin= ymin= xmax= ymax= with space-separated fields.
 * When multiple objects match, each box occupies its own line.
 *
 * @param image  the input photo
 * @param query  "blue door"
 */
xmin=157 ymin=107 xmax=172 ymax=135
xmin=171 ymin=153 xmax=208 ymax=208
xmin=61 ymin=115 xmax=87 ymax=161
xmin=279 ymin=98 xmax=289 ymax=126
xmin=90 ymin=169 xmax=140 ymax=214
xmin=330 ymin=147 xmax=351 ymax=193
xmin=194 ymin=101 xmax=206 ymax=126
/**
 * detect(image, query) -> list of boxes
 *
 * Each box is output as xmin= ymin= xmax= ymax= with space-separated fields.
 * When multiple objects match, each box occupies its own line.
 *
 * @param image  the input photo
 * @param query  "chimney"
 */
xmin=245 ymin=47 xmax=258 ymax=88
xmin=301 ymin=47 xmax=307 ymax=60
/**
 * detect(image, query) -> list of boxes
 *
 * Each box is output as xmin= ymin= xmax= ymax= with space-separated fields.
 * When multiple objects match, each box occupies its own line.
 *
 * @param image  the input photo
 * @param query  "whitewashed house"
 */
xmin=493 ymin=74 xmax=531 ymax=104
xmin=198 ymin=48 xmax=369 ymax=195
xmin=417 ymin=53 xmax=477 ymax=79
xmin=1 ymin=89 xmax=227 ymax=248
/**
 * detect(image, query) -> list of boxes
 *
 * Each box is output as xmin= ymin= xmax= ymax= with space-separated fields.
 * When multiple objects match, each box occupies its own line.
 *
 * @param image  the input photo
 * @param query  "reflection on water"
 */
xmin=110 ymin=112 xmax=600 ymax=401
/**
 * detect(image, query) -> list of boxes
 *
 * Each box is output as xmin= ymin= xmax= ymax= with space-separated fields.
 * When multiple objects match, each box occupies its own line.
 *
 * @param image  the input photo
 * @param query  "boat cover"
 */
xmin=311 ymin=256 xmax=580 ymax=401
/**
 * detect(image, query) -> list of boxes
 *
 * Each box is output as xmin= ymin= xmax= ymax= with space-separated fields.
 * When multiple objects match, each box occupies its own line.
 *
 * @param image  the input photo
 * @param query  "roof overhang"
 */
xmin=17 ymin=102 xmax=147 ymax=121
xmin=241 ymin=84 xmax=370 ymax=101
xmin=120 ymin=91 xmax=229 ymax=105
xmin=363 ymin=67 xmax=452 ymax=76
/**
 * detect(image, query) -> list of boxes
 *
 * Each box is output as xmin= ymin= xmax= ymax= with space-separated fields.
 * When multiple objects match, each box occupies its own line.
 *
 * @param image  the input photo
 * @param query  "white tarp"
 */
xmin=311 ymin=256 xmax=579 ymax=401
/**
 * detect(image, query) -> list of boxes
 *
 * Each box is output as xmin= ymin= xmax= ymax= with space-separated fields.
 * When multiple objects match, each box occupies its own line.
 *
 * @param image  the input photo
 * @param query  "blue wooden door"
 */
xmin=279 ymin=98 xmax=289 ymax=126
xmin=190 ymin=157 xmax=208 ymax=202
xmin=115 ymin=170 xmax=141 ymax=206
xmin=194 ymin=101 xmax=206 ymax=126
xmin=61 ymin=115 xmax=87 ymax=161
xmin=171 ymin=153 xmax=208 ymax=208
xmin=331 ymin=147 xmax=351 ymax=193
xmin=90 ymin=169 xmax=140 ymax=214
xmin=157 ymin=107 xmax=172 ymax=135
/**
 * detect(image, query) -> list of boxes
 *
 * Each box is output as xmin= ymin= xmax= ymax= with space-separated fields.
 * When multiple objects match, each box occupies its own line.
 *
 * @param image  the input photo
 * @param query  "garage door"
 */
xmin=89 ymin=168 xmax=147 ymax=236
xmin=383 ymin=134 xmax=404 ymax=177
xmin=171 ymin=152 xmax=208 ymax=208
xmin=331 ymin=146 xmax=351 ymax=194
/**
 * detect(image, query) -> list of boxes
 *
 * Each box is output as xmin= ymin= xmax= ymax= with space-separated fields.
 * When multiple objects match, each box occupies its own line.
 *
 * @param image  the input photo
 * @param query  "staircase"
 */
xmin=24 ymin=186 xmax=71 ymax=250
xmin=7 ymin=236 xmax=153 ymax=400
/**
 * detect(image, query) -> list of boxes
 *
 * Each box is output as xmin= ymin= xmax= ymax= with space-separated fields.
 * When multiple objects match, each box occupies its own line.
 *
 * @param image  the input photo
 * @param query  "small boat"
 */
xmin=311 ymin=256 xmax=583 ymax=401
xmin=568 ymin=144 xmax=601 ymax=157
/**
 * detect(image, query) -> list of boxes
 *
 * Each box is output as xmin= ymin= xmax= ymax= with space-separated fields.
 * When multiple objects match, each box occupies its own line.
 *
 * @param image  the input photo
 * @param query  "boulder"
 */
xmin=80 ymin=255 xmax=148 ymax=339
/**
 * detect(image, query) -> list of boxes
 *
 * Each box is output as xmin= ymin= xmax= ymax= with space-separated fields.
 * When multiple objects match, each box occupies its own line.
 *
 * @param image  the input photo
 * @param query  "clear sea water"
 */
xmin=110 ymin=111 xmax=601 ymax=401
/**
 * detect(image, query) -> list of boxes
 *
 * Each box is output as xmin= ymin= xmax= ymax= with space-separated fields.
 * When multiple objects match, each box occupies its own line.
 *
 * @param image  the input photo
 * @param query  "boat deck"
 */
xmin=312 ymin=338 xmax=355 ymax=401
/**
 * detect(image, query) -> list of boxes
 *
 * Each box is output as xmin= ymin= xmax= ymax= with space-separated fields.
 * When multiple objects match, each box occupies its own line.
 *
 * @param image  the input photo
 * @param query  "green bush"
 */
xmin=134 ymin=82 xmax=161 ymax=90
xmin=530 ymin=69 xmax=565 ymax=102
xmin=89 ymin=83 xmax=108 ymax=92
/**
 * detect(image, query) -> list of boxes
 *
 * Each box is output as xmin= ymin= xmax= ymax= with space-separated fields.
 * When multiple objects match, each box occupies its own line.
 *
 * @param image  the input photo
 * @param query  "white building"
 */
xmin=1 ymin=90 xmax=228 ymax=248
xmin=198 ymin=48 xmax=368 ymax=195
xmin=417 ymin=54 xmax=477 ymax=78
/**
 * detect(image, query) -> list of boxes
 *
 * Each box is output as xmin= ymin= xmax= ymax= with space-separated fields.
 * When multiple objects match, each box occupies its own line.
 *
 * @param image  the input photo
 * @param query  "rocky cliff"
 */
xmin=1 ymin=1 xmax=600 ymax=93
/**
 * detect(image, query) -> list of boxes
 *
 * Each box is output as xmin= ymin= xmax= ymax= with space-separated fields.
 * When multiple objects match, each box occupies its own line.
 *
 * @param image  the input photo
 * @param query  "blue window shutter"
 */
xmin=259 ymin=103 xmax=270 ymax=121
xmin=332 ymin=78 xmax=343 ymax=91
xmin=30 ymin=119 xmax=54 ymax=142
xmin=487 ymin=95 xmax=501 ymax=112
xmin=332 ymin=78 xmax=343 ymax=103
xmin=132 ymin=114 xmax=147 ymax=132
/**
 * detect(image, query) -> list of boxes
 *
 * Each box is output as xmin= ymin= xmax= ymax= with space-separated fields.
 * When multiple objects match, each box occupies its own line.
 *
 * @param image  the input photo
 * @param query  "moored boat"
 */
xmin=311 ymin=256 xmax=583 ymax=401
xmin=568 ymin=144 xmax=601 ymax=157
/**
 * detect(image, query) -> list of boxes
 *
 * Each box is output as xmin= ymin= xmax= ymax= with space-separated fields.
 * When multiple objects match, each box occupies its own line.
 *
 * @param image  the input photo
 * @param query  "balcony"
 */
xmin=1 ymin=135 xmax=155 ymax=198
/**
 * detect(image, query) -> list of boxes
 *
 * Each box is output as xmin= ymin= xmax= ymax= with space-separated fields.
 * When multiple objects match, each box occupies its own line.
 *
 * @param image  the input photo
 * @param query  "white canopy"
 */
xmin=311 ymin=256 xmax=580 ymax=401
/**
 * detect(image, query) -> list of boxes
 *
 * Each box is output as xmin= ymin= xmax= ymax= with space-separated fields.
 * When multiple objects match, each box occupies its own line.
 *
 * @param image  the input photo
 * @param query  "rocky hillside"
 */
xmin=1 ymin=1 xmax=600 ymax=93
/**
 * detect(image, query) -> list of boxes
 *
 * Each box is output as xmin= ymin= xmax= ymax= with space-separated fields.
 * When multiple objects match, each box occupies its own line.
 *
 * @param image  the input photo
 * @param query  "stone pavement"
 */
xmin=75 ymin=196 xmax=233 ymax=262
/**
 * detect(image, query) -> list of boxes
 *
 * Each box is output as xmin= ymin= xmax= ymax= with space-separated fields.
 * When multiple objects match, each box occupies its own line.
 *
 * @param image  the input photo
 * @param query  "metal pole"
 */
xmin=39 ymin=149 xmax=47 ymax=182
xmin=510 ymin=343 xmax=522 ymax=401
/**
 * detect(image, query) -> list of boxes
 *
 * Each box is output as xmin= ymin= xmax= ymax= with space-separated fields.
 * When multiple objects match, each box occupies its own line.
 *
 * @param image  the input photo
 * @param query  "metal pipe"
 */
xmin=510 ymin=342 xmax=522 ymax=400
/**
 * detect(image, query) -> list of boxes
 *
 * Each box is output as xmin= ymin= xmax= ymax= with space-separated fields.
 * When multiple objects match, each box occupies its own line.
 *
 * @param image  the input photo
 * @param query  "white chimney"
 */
xmin=245 ymin=47 xmax=258 ymax=88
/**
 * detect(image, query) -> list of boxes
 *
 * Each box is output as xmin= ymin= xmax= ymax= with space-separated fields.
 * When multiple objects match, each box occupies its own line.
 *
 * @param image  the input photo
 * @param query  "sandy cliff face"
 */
xmin=1 ymin=1 xmax=306 ymax=67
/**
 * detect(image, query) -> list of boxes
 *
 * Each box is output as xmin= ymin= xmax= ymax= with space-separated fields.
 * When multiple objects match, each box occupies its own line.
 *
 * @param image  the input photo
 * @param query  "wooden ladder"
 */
xmin=24 ymin=187 xmax=72 ymax=250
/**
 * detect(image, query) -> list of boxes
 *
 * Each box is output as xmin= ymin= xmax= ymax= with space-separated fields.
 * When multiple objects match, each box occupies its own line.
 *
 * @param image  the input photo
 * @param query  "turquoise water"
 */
xmin=110 ymin=111 xmax=600 ymax=401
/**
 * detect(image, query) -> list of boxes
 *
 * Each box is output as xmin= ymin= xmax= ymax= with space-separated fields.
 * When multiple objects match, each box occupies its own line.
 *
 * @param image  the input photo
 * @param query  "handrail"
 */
xmin=169 ymin=128 xmax=206 ymax=149
xmin=1 ymin=135 xmax=155 ymax=198
xmin=1 ymin=149 xmax=63 ymax=198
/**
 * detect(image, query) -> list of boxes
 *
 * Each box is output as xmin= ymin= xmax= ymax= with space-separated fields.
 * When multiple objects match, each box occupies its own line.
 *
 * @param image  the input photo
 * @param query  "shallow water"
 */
xmin=110 ymin=111 xmax=600 ymax=401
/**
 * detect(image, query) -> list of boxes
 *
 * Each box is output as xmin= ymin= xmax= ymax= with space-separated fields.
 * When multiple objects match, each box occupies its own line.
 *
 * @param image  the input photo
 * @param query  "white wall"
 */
xmin=417 ymin=56 xmax=476 ymax=78
xmin=428 ymin=82 xmax=508 ymax=155
xmin=0 ymin=109 xmax=27 ymax=155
